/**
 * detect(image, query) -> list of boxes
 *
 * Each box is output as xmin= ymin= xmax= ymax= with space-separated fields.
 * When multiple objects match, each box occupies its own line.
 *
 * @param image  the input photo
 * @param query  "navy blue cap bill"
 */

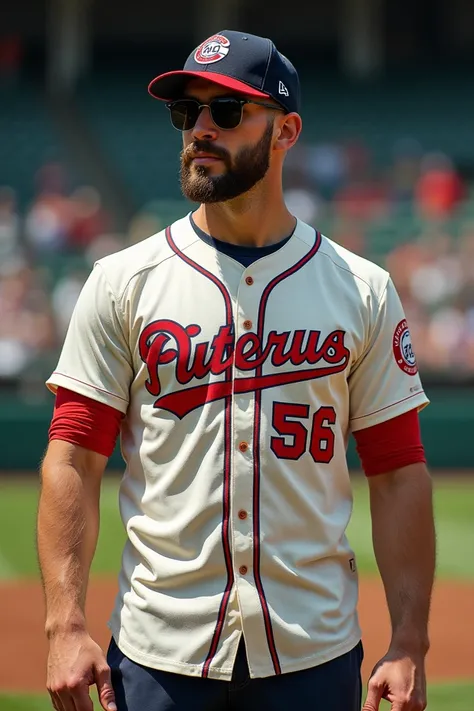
xmin=148 ymin=30 xmax=301 ymax=115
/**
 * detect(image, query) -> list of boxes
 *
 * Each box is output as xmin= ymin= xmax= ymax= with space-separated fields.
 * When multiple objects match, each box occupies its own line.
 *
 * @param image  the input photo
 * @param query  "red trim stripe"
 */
xmin=165 ymin=226 xmax=235 ymax=678
xmin=350 ymin=391 xmax=427 ymax=422
xmin=252 ymin=230 xmax=322 ymax=675
xmin=48 ymin=372 xmax=128 ymax=401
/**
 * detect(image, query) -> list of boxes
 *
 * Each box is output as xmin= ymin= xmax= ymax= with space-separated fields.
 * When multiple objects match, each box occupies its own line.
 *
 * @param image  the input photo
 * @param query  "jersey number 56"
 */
xmin=271 ymin=402 xmax=336 ymax=463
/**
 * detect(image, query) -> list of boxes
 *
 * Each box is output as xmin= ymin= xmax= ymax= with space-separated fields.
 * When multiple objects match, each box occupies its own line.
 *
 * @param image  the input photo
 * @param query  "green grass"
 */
xmin=0 ymin=475 xmax=473 ymax=581
xmin=0 ymin=476 xmax=125 ymax=581
xmin=0 ymin=687 xmax=101 ymax=711
xmin=346 ymin=477 xmax=474 ymax=579
xmin=1 ymin=681 xmax=473 ymax=711
xmin=0 ymin=475 xmax=473 ymax=707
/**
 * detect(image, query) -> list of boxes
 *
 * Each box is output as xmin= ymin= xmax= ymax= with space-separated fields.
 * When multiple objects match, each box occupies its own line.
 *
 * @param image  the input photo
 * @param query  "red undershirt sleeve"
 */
xmin=352 ymin=408 xmax=426 ymax=477
xmin=49 ymin=392 xmax=425 ymax=471
xmin=48 ymin=387 xmax=124 ymax=458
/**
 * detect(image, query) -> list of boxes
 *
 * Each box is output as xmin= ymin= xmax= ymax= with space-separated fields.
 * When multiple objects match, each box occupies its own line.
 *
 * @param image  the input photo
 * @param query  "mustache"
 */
xmin=181 ymin=141 xmax=230 ymax=166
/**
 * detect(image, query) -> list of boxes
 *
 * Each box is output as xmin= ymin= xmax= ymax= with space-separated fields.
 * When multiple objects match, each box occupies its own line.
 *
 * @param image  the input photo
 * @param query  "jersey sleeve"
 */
xmin=349 ymin=276 xmax=429 ymax=432
xmin=46 ymin=263 xmax=133 ymax=414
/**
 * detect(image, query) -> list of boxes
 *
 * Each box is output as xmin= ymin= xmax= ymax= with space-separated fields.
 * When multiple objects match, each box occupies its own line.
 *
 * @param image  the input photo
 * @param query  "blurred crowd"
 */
xmin=283 ymin=137 xmax=474 ymax=376
xmin=1 ymin=141 xmax=473 ymax=390
xmin=283 ymin=136 xmax=467 ymax=224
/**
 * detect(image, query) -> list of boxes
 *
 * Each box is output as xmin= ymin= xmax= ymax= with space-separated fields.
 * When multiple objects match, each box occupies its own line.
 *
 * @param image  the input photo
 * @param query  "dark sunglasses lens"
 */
xmin=210 ymin=99 xmax=243 ymax=129
xmin=169 ymin=101 xmax=199 ymax=130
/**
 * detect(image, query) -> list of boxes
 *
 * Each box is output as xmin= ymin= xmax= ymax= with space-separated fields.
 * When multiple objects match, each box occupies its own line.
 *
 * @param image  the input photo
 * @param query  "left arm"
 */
xmin=369 ymin=462 xmax=436 ymax=654
xmin=363 ymin=462 xmax=436 ymax=711
xmin=347 ymin=275 xmax=436 ymax=709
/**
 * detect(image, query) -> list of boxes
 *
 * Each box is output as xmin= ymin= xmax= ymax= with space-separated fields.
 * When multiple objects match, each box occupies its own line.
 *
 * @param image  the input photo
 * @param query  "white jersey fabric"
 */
xmin=46 ymin=215 xmax=429 ymax=680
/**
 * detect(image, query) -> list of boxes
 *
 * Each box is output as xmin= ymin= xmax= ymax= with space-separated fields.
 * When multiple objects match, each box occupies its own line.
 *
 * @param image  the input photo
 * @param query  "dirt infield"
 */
xmin=0 ymin=577 xmax=472 ymax=693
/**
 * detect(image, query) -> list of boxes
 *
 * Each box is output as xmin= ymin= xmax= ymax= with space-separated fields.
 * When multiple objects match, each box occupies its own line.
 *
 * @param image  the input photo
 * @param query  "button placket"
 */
xmin=233 ymin=276 xmax=258 ymax=590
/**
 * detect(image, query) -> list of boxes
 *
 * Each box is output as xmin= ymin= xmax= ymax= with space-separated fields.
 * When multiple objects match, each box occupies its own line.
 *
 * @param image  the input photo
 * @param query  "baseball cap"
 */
xmin=148 ymin=30 xmax=300 ymax=115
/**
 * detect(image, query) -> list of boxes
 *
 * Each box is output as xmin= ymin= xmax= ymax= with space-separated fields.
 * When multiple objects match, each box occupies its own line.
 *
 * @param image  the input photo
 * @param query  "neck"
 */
xmin=192 ymin=180 xmax=296 ymax=248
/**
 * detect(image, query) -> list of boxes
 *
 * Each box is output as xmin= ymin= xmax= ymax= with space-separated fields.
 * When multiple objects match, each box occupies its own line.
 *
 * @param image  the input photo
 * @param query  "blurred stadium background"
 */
xmin=0 ymin=1 xmax=473 ymax=709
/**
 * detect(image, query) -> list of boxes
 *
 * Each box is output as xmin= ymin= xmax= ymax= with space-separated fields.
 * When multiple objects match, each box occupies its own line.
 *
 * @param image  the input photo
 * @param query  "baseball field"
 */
xmin=0 ymin=473 xmax=472 ymax=710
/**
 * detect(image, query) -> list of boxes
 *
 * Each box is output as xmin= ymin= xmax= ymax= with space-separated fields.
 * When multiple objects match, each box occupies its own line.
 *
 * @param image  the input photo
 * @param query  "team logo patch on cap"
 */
xmin=194 ymin=34 xmax=230 ymax=64
xmin=393 ymin=319 xmax=418 ymax=375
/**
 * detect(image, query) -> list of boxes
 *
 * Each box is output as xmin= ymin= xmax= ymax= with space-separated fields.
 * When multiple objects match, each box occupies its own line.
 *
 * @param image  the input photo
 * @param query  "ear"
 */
xmin=273 ymin=113 xmax=302 ymax=153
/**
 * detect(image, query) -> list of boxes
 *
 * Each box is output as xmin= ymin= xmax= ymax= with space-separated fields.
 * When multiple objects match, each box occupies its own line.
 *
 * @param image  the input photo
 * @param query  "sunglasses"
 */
xmin=166 ymin=97 xmax=285 ymax=131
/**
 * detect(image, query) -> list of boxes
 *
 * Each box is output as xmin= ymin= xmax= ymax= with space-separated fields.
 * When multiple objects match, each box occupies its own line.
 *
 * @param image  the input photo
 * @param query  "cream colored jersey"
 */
xmin=46 ymin=215 xmax=429 ymax=680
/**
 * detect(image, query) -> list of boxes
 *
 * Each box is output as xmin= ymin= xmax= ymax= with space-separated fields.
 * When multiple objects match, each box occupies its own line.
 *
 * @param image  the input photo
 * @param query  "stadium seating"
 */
xmin=298 ymin=71 xmax=474 ymax=167
xmin=76 ymin=70 xmax=474 ymax=211
xmin=1 ymin=72 xmax=473 ymax=395
xmin=0 ymin=83 xmax=78 ymax=209
xmin=77 ymin=72 xmax=184 ymax=209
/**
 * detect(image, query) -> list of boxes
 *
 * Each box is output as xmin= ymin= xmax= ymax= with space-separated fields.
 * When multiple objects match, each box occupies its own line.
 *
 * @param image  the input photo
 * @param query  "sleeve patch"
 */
xmin=392 ymin=319 xmax=418 ymax=376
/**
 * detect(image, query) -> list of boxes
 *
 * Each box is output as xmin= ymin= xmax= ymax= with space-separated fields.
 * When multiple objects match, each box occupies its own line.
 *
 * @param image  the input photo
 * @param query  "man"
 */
xmin=37 ymin=30 xmax=436 ymax=711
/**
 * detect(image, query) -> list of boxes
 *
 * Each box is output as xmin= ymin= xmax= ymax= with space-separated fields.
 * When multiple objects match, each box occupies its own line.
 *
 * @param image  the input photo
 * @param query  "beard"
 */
xmin=180 ymin=121 xmax=274 ymax=204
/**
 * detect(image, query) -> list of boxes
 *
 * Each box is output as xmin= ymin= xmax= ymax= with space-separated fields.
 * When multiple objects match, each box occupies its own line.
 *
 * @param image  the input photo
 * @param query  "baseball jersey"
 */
xmin=46 ymin=214 xmax=429 ymax=680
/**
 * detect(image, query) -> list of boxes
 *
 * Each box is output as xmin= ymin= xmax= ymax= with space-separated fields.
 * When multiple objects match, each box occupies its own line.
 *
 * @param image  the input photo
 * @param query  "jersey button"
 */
xmin=243 ymin=319 xmax=252 ymax=330
xmin=245 ymin=276 xmax=254 ymax=286
xmin=238 ymin=441 xmax=249 ymax=452
xmin=239 ymin=565 xmax=248 ymax=575
xmin=238 ymin=510 xmax=248 ymax=520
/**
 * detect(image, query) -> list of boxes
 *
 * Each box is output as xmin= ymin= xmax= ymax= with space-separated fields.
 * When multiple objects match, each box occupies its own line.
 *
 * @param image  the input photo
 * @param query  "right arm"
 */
xmin=39 ymin=263 xmax=132 ymax=710
xmin=38 ymin=439 xmax=117 ymax=711
xmin=38 ymin=439 xmax=105 ymax=639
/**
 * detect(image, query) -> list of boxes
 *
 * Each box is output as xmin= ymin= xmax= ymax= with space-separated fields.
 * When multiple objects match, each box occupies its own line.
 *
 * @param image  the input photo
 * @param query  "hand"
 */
xmin=362 ymin=647 xmax=427 ymax=711
xmin=47 ymin=630 xmax=117 ymax=711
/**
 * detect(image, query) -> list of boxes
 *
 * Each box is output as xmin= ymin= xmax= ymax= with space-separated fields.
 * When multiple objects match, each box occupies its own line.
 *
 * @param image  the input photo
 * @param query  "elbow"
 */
xmin=41 ymin=440 xmax=107 ymax=486
xmin=368 ymin=463 xmax=435 ymax=522
xmin=368 ymin=462 xmax=432 ymax=495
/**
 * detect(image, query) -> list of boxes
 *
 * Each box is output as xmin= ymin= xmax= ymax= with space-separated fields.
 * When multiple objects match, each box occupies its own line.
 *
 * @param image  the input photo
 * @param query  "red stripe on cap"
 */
xmin=148 ymin=70 xmax=271 ymax=101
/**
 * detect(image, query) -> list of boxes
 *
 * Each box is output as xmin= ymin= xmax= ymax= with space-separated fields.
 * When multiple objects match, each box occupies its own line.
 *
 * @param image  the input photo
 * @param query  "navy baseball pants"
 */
xmin=107 ymin=636 xmax=363 ymax=711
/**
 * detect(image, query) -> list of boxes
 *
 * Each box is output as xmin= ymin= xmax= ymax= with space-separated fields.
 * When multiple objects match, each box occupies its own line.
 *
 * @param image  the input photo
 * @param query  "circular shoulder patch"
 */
xmin=393 ymin=319 xmax=418 ymax=375
xmin=194 ymin=35 xmax=230 ymax=64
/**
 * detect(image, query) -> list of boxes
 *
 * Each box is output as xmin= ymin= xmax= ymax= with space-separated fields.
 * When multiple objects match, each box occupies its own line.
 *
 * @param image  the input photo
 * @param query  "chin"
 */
xmin=193 ymin=164 xmax=225 ymax=177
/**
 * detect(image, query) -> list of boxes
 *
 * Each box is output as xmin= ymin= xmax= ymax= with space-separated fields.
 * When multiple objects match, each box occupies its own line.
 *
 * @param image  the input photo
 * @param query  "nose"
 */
xmin=191 ymin=105 xmax=219 ymax=141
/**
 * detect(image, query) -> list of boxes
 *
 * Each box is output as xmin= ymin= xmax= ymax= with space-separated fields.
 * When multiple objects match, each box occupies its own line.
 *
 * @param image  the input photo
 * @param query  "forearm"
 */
xmin=369 ymin=463 xmax=436 ymax=652
xmin=37 ymin=447 xmax=101 ymax=638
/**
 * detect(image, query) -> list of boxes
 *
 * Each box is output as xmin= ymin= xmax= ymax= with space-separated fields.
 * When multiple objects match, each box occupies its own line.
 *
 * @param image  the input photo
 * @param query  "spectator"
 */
xmin=127 ymin=209 xmax=163 ymax=245
xmin=305 ymin=141 xmax=347 ymax=200
xmin=24 ymin=188 xmax=72 ymax=253
xmin=333 ymin=141 xmax=391 ymax=220
xmin=283 ymin=185 xmax=322 ymax=225
xmin=84 ymin=232 xmax=124 ymax=265
xmin=389 ymin=138 xmax=423 ymax=205
xmin=414 ymin=152 xmax=464 ymax=220
xmin=426 ymin=306 xmax=467 ymax=371
xmin=329 ymin=218 xmax=366 ymax=255
xmin=0 ymin=186 xmax=21 ymax=262
xmin=51 ymin=269 xmax=88 ymax=339
xmin=67 ymin=186 xmax=111 ymax=250
xmin=0 ymin=260 xmax=56 ymax=379
xmin=409 ymin=229 xmax=463 ymax=308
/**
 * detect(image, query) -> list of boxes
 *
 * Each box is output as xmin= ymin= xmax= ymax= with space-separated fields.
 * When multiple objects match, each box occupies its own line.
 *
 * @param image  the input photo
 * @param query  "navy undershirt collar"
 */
xmin=189 ymin=212 xmax=294 ymax=268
